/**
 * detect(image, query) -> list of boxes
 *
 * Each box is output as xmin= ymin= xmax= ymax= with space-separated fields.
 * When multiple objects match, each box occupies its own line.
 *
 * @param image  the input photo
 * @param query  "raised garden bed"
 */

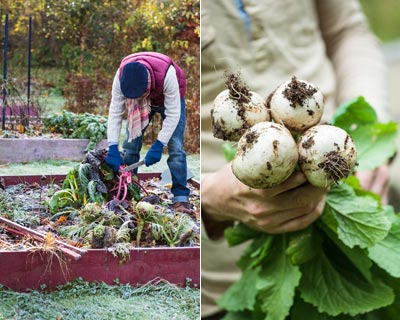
xmin=0 ymin=173 xmax=200 ymax=292
xmin=0 ymin=110 xmax=108 ymax=163
xmin=0 ymin=138 xmax=108 ymax=163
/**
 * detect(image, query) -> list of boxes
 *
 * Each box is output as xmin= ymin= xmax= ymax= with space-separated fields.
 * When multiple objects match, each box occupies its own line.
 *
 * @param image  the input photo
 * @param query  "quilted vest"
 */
xmin=119 ymin=52 xmax=186 ymax=105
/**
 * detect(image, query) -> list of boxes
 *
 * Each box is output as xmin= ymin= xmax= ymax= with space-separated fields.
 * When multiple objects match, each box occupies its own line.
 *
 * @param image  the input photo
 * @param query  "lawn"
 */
xmin=0 ymin=278 xmax=200 ymax=320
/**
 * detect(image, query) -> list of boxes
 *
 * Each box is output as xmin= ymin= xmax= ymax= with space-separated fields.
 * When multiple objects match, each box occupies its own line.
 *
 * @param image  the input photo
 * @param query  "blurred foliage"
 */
xmin=0 ymin=0 xmax=199 ymax=153
xmin=360 ymin=0 xmax=400 ymax=42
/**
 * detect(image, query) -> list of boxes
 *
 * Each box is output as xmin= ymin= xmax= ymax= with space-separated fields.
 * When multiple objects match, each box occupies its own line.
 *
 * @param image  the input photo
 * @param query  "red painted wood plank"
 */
xmin=0 ymin=247 xmax=200 ymax=291
xmin=0 ymin=174 xmax=200 ymax=291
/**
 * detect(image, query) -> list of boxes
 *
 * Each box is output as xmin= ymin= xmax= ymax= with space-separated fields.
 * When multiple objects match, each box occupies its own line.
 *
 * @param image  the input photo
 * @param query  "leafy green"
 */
xmin=257 ymin=235 xmax=302 ymax=320
xmin=332 ymin=96 xmax=378 ymax=127
xmin=290 ymin=299 xmax=364 ymax=320
xmin=332 ymin=97 xmax=397 ymax=170
xmin=237 ymin=234 xmax=273 ymax=270
xmin=225 ymin=223 xmax=262 ymax=247
xmin=324 ymin=184 xmax=391 ymax=248
xmin=222 ymin=141 xmax=237 ymax=162
xmin=368 ymin=207 xmax=400 ymax=277
xmin=320 ymin=223 xmax=373 ymax=283
xmin=299 ymin=240 xmax=394 ymax=316
xmin=218 ymin=96 xmax=400 ymax=319
xmin=217 ymin=267 xmax=261 ymax=312
xmin=286 ymin=227 xmax=319 ymax=265
xmin=43 ymin=110 xmax=107 ymax=151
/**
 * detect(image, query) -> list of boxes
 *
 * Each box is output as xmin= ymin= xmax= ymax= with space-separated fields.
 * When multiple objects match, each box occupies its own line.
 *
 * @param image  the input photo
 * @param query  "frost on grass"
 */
xmin=0 ymin=278 xmax=200 ymax=320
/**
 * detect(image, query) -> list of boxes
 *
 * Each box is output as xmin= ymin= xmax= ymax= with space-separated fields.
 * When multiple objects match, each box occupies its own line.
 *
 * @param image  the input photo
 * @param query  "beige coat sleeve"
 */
xmin=317 ymin=0 xmax=389 ymax=121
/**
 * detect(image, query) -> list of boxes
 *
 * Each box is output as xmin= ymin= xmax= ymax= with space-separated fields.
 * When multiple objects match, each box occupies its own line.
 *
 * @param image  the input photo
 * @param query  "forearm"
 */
xmin=107 ymin=71 xmax=126 ymax=144
xmin=158 ymin=66 xmax=181 ymax=145
xmin=318 ymin=0 xmax=388 ymax=120
xmin=201 ymin=171 xmax=234 ymax=240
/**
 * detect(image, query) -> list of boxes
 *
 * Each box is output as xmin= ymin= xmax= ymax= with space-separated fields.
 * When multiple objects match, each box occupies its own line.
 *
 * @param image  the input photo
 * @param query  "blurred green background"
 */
xmin=360 ymin=0 xmax=400 ymax=211
xmin=360 ymin=0 xmax=400 ymax=42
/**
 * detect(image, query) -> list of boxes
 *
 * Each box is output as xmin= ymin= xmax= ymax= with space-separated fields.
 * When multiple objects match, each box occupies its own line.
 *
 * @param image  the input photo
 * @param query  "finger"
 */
xmin=253 ymin=184 xmax=327 ymax=215
xmin=257 ymin=204 xmax=319 ymax=229
xmin=356 ymin=170 xmax=375 ymax=190
xmin=246 ymin=171 xmax=308 ymax=199
xmin=369 ymin=165 xmax=389 ymax=196
xmin=269 ymin=200 xmax=325 ymax=234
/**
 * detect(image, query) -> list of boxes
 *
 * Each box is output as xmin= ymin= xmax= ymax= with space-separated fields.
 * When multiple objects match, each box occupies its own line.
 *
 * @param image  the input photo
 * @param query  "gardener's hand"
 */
xmin=144 ymin=140 xmax=164 ymax=166
xmin=356 ymin=165 xmax=390 ymax=204
xmin=105 ymin=144 xmax=123 ymax=172
xmin=202 ymin=163 xmax=327 ymax=239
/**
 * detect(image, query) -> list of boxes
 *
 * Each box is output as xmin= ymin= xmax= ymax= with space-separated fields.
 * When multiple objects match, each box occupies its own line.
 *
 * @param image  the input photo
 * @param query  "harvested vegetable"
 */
xmin=231 ymin=122 xmax=298 ymax=188
xmin=216 ymin=95 xmax=399 ymax=319
xmin=211 ymin=73 xmax=269 ymax=141
xmin=297 ymin=124 xmax=357 ymax=187
xmin=268 ymin=76 xmax=324 ymax=132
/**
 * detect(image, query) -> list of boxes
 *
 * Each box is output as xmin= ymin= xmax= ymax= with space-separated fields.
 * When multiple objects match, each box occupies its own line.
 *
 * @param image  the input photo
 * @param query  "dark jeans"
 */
xmin=122 ymin=97 xmax=190 ymax=203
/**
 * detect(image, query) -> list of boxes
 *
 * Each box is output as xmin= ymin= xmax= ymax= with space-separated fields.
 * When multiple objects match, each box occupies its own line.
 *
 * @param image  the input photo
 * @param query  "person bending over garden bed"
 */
xmin=106 ymin=52 xmax=191 ymax=213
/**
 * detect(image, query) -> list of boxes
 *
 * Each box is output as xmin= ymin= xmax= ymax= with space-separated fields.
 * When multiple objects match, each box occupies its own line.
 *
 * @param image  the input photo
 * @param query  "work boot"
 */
xmin=173 ymin=202 xmax=192 ymax=214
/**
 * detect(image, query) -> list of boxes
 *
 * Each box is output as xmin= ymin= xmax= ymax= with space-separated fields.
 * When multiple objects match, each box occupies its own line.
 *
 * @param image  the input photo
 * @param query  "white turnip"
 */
xmin=297 ymin=125 xmax=357 ymax=188
xmin=268 ymin=76 xmax=324 ymax=132
xmin=211 ymin=73 xmax=270 ymax=141
xmin=231 ymin=122 xmax=299 ymax=188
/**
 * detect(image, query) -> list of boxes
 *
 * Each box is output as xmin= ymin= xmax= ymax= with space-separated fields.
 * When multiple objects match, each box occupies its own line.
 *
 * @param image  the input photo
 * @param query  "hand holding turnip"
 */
xmin=201 ymin=164 xmax=327 ymax=237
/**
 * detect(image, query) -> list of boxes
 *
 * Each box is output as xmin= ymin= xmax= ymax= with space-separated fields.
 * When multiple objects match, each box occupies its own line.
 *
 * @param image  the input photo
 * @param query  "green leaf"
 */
xmin=320 ymin=222 xmax=373 ymax=283
xmin=291 ymin=298 xmax=364 ymax=320
xmin=222 ymin=309 xmax=264 ymax=320
xmin=237 ymin=234 xmax=273 ymax=270
xmin=217 ymin=267 xmax=261 ymax=312
xmin=332 ymin=97 xmax=398 ymax=170
xmin=347 ymin=122 xmax=397 ymax=170
xmin=325 ymin=184 xmax=391 ymax=248
xmin=332 ymin=96 xmax=377 ymax=129
xmin=344 ymin=175 xmax=381 ymax=202
xmin=368 ymin=207 xmax=400 ymax=277
xmin=222 ymin=142 xmax=237 ymax=162
xmin=299 ymin=242 xmax=394 ymax=316
xmin=286 ymin=227 xmax=320 ymax=265
xmin=224 ymin=223 xmax=262 ymax=247
xmin=257 ymin=235 xmax=302 ymax=320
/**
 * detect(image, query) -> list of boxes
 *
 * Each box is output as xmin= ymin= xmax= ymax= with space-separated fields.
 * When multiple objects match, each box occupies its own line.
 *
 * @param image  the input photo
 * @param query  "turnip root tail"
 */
xmin=297 ymin=125 xmax=357 ymax=188
xmin=211 ymin=72 xmax=270 ymax=142
xmin=224 ymin=72 xmax=251 ymax=104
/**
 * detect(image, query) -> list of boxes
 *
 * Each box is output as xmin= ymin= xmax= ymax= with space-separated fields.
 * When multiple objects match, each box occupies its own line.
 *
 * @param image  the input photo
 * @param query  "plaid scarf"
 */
xmin=126 ymin=72 xmax=151 ymax=142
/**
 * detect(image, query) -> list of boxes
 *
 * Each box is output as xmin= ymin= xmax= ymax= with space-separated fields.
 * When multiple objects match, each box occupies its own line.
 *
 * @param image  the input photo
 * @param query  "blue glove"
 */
xmin=106 ymin=144 xmax=123 ymax=172
xmin=144 ymin=140 xmax=164 ymax=166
